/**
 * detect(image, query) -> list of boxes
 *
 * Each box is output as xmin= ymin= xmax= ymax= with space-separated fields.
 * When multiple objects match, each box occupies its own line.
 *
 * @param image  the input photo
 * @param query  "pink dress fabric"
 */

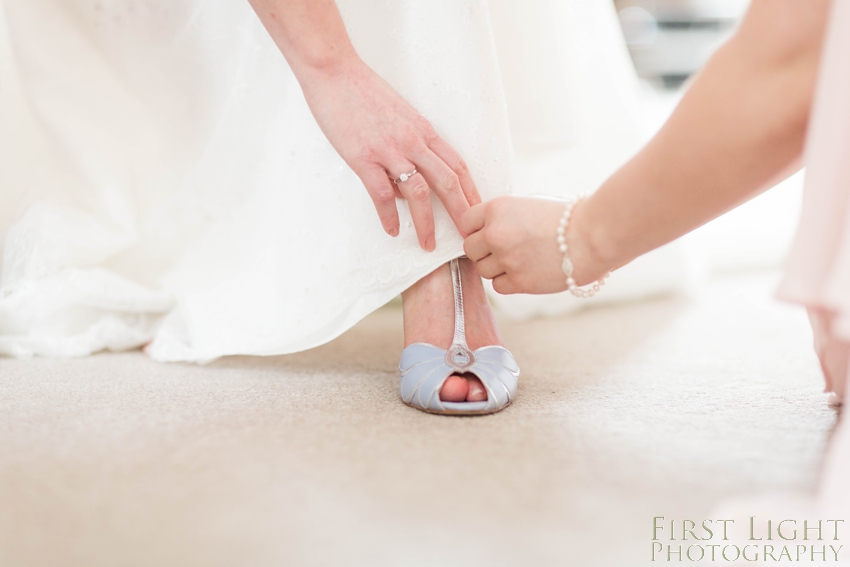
xmin=775 ymin=0 xmax=850 ymax=530
xmin=713 ymin=5 xmax=850 ymax=552
xmin=778 ymin=0 xmax=850 ymax=403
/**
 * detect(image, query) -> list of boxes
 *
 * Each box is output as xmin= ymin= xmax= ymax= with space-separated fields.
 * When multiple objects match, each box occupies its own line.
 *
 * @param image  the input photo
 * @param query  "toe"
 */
xmin=466 ymin=375 xmax=487 ymax=402
xmin=440 ymin=374 xmax=469 ymax=402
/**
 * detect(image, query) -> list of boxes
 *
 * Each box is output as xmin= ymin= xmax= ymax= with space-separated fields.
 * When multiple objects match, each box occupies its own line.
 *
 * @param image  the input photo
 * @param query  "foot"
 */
xmin=401 ymin=257 xmax=504 ymax=403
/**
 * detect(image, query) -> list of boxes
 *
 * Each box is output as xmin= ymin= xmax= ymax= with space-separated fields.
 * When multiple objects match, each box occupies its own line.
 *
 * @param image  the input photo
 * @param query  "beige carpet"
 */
xmin=0 ymin=272 xmax=837 ymax=567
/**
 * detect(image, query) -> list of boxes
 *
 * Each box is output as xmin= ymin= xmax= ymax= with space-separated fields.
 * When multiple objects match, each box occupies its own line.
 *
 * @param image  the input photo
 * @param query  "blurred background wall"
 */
xmin=616 ymin=0 xmax=748 ymax=89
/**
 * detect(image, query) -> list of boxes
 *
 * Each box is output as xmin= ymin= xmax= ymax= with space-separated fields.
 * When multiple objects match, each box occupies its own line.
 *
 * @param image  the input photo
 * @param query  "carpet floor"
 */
xmin=0 ymin=272 xmax=837 ymax=567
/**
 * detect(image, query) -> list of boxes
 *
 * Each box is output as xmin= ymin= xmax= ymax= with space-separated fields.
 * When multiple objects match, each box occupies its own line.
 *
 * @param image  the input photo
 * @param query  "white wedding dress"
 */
xmin=0 ymin=0 xmax=688 ymax=362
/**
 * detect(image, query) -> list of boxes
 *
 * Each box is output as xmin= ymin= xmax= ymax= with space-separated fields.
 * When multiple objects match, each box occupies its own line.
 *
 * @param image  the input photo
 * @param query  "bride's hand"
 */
xmin=462 ymin=196 xmax=608 ymax=294
xmin=301 ymin=59 xmax=481 ymax=251
xmin=248 ymin=0 xmax=480 ymax=252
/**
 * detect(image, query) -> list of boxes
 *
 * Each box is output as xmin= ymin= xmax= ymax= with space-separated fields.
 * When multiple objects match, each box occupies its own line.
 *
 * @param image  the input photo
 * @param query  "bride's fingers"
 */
xmin=358 ymin=165 xmax=400 ymax=236
xmin=388 ymin=162 xmax=436 ymax=251
xmin=463 ymin=230 xmax=490 ymax=262
xmin=412 ymin=146 xmax=470 ymax=235
xmin=475 ymin=254 xmax=504 ymax=281
xmin=460 ymin=203 xmax=487 ymax=236
xmin=427 ymin=135 xmax=481 ymax=206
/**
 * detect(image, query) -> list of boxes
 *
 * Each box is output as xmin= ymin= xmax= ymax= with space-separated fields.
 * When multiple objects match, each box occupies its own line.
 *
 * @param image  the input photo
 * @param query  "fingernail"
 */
xmin=425 ymin=237 xmax=435 ymax=252
xmin=389 ymin=226 xmax=398 ymax=237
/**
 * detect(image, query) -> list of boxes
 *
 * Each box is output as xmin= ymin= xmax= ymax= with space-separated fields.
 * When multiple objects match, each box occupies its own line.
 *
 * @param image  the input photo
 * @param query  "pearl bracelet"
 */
xmin=557 ymin=194 xmax=610 ymax=299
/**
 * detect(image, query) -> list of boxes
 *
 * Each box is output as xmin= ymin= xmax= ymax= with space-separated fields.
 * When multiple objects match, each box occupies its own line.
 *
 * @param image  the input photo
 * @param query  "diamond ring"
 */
xmin=392 ymin=169 xmax=417 ymax=184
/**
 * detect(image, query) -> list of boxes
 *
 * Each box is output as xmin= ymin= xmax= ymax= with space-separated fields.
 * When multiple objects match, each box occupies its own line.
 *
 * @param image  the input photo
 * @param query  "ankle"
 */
xmin=401 ymin=258 xmax=503 ymax=350
xmin=401 ymin=263 xmax=450 ymax=304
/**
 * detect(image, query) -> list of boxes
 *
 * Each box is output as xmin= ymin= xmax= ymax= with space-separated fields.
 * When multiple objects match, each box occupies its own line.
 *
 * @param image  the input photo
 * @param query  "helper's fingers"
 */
xmin=428 ymin=135 xmax=481 ymax=207
xmin=492 ymin=274 xmax=518 ymax=295
xmin=411 ymin=146 xmax=470 ymax=235
xmin=475 ymin=254 xmax=504 ymax=281
xmin=463 ymin=230 xmax=491 ymax=262
xmin=387 ymin=161 xmax=435 ymax=251
xmin=358 ymin=165 xmax=400 ymax=236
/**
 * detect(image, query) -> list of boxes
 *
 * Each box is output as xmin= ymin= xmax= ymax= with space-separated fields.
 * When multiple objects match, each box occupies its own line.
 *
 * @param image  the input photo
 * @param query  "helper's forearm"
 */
xmin=247 ymin=0 xmax=359 ymax=80
xmin=573 ymin=0 xmax=829 ymax=282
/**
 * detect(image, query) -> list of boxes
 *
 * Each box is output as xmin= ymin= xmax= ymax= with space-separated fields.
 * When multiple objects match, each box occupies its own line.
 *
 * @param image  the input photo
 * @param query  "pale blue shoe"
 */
xmin=399 ymin=258 xmax=519 ymax=416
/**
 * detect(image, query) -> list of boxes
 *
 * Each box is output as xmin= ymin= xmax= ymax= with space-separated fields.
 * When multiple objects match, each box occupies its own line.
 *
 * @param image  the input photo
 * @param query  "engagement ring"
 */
xmin=392 ymin=169 xmax=417 ymax=184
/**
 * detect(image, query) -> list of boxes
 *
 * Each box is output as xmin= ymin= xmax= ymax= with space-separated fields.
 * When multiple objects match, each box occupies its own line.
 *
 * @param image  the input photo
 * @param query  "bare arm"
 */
xmin=463 ymin=0 xmax=831 ymax=293
xmin=248 ymin=0 xmax=480 ymax=251
xmin=247 ymin=0 xmax=357 ymax=79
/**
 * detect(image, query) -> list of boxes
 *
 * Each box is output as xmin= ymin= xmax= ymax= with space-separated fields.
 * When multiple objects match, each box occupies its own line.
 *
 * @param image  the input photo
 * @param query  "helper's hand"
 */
xmin=463 ymin=196 xmax=599 ymax=295
xmin=302 ymin=59 xmax=481 ymax=251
